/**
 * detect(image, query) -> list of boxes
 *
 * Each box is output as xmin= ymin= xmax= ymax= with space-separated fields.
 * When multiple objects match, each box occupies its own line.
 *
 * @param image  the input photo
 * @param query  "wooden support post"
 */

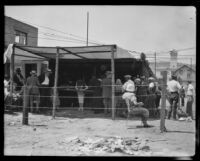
xmin=52 ymin=47 xmax=59 ymax=119
xmin=111 ymin=45 xmax=115 ymax=120
xmin=10 ymin=44 xmax=15 ymax=97
xmin=160 ymin=71 xmax=167 ymax=132
xmin=22 ymin=85 xmax=29 ymax=125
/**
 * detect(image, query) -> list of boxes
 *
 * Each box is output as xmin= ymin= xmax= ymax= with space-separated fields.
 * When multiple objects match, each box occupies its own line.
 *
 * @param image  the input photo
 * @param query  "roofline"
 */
xmin=174 ymin=64 xmax=195 ymax=73
xmin=5 ymin=16 xmax=38 ymax=30
xmin=14 ymin=44 xmax=117 ymax=49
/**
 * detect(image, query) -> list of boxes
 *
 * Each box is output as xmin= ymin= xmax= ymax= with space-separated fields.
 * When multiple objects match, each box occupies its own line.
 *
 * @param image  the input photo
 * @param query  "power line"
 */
xmin=5 ymin=32 xmax=93 ymax=45
xmin=5 ymin=23 xmax=102 ymax=45
xmin=5 ymin=18 xmax=106 ymax=45
xmin=5 ymin=32 xmax=102 ymax=45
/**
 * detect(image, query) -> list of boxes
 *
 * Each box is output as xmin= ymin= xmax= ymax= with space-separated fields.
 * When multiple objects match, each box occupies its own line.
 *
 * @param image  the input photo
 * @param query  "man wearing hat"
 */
xmin=167 ymin=75 xmax=181 ymax=120
xmin=137 ymin=76 xmax=148 ymax=104
xmin=101 ymin=71 xmax=112 ymax=114
xmin=146 ymin=77 xmax=157 ymax=117
xmin=122 ymin=75 xmax=135 ymax=113
xmin=13 ymin=68 xmax=25 ymax=92
xmin=38 ymin=68 xmax=54 ymax=110
xmin=26 ymin=70 xmax=40 ymax=113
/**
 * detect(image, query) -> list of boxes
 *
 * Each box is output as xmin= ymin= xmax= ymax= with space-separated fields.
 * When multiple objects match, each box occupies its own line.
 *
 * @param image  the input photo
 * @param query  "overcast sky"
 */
xmin=4 ymin=5 xmax=196 ymax=64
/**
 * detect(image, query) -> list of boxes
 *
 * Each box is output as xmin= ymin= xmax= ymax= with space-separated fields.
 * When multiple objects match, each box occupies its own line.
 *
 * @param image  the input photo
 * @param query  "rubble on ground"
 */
xmin=59 ymin=136 xmax=152 ymax=155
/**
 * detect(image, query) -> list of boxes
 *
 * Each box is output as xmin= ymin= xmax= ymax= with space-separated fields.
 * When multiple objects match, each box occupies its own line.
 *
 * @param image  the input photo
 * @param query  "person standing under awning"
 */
xmin=38 ymin=68 xmax=54 ymax=111
xmin=122 ymin=75 xmax=135 ymax=113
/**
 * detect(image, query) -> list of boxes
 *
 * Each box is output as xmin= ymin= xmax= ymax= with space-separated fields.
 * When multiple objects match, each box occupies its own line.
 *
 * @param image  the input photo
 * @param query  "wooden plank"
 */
xmin=160 ymin=71 xmax=167 ymax=132
xmin=52 ymin=47 xmax=60 ymax=119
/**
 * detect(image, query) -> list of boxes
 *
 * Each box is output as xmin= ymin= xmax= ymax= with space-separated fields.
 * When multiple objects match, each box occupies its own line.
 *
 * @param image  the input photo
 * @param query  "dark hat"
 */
xmin=105 ymin=71 xmax=112 ymax=75
xmin=124 ymin=75 xmax=131 ymax=78
xmin=171 ymin=75 xmax=177 ymax=80
xmin=140 ymin=75 xmax=145 ymax=79
xmin=16 ymin=68 xmax=21 ymax=72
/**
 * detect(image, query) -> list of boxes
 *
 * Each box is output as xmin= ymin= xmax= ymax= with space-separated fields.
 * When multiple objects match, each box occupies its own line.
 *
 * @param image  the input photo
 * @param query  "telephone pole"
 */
xmin=86 ymin=12 xmax=89 ymax=46
xmin=155 ymin=52 xmax=156 ymax=77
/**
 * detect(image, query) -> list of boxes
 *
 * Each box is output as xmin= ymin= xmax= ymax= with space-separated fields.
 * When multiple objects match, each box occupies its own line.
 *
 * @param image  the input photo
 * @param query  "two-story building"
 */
xmin=4 ymin=16 xmax=47 ymax=78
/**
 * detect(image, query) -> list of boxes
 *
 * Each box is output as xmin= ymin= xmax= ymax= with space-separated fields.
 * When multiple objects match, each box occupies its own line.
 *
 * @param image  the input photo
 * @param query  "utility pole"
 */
xmin=86 ymin=12 xmax=89 ymax=46
xmin=190 ymin=58 xmax=192 ymax=68
xmin=155 ymin=52 xmax=156 ymax=77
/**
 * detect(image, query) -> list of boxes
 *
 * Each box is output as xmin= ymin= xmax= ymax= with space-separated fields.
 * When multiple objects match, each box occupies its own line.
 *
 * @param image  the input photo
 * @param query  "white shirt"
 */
xmin=42 ymin=75 xmax=49 ymax=85
xmin=167 ymin=80 xmax=181 ymax=92
xmin=149 ymin=82 xmax=155 ymax=88
xmin=186 ymin=84 xmax=194 ymax=96
xmin=122 ymin=80 xmax=135 ymax=92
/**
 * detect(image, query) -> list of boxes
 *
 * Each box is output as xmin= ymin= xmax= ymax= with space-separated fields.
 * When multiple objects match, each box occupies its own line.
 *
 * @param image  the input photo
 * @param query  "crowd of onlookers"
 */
xmin=4 ymin=68 xmax=195 ymax=121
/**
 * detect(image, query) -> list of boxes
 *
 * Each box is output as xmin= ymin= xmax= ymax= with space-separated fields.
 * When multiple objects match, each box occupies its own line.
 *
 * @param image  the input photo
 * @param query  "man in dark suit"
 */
xmin=38 ymin=68 xmax=54 ymax=111
xmin=13 ymin=68 xmax=25 ymax=92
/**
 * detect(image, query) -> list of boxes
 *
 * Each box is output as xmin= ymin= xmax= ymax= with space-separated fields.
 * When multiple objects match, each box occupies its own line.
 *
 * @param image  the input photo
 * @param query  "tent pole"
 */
xmin=111 ymin=45 xmax=115 ymax=120
xmin=52 ymin=47 xmax=60 ymax=119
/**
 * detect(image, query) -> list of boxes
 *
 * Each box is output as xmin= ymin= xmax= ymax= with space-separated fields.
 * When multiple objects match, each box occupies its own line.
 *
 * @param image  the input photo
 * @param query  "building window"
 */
xmin=179 ymin=69 xmax=183 ymax=75
xmin=187 ymin=73 xmax=191 ymax=79
xmin=15 ymin=30 xmax=27 ymax=45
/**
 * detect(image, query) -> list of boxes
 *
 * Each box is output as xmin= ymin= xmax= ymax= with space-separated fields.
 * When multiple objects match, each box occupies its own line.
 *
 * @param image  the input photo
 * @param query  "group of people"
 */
xmin=4 ymin=68 xmax=195 ymax=124
xmin=4 ymin=67 xmax=57 ymax=113
xmin=167 ymin=75 xmax=195 ymax=121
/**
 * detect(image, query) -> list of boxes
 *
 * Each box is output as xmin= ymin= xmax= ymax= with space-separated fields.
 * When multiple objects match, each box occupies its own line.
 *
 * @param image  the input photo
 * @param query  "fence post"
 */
xmin=52 ymin=47 xmax=59 ymax=119
xmin=160 ymin=71 xmax=167 ymax=132
xmin=22 ymin=85 xmax=29 ymax=125
xmin=111 ymin=45 xmax=115 ymax=120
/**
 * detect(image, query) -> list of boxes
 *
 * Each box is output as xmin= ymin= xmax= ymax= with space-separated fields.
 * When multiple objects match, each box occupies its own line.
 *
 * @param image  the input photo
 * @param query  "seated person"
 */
xmin=128 ymin=94 xmax=151 ymax=128
xmin=177 ymin=107 xmax=192 ymax=122
xmin=5 ymin=83 xmax=23 ymax=111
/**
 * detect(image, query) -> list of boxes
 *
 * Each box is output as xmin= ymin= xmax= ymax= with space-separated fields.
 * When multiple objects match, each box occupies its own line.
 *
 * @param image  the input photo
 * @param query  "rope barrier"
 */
xmin=4 ymin=104 xmax=178 ymax=110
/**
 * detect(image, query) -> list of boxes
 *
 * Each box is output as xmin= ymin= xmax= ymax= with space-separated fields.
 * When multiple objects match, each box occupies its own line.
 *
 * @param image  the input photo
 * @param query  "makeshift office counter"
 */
xmin=8 ymin=44 xmax=154 ymax=121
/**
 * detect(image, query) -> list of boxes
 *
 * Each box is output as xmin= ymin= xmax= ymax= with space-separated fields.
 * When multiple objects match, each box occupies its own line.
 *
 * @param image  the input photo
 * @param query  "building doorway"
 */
xmin=25 ymin=63 xmax=37 ymax=79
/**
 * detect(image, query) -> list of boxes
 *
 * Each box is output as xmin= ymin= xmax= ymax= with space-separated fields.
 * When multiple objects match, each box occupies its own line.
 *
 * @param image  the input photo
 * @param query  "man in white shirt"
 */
xmin=166 ymin=75 xmax=181 ymax=120
xmin=122 ymin=75 xmax=135 ymax=113
xmin=186 ymin=81 xmax=194 ymax=119
xmin=38 ymin=68 xmax=53 ymax=110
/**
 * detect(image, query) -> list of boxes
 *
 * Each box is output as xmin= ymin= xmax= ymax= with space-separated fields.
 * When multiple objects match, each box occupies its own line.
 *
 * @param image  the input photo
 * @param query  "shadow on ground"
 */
xmin=4 ymin=110 xmax=20 ymax=116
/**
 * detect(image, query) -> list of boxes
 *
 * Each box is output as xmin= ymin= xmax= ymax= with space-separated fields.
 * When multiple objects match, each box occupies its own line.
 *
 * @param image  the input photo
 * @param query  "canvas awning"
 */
xmin=4 ymin=44 xmax=139 ymax=63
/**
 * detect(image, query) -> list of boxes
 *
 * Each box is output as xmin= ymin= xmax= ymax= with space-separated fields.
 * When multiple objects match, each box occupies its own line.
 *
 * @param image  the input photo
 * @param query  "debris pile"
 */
xmin=60 ymin=136 xmax=152 ymax=155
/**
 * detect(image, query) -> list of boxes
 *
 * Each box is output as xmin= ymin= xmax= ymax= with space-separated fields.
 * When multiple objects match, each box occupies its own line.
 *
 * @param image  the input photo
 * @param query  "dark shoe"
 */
xmin=143 ymin=124 xmax=152 ymax=128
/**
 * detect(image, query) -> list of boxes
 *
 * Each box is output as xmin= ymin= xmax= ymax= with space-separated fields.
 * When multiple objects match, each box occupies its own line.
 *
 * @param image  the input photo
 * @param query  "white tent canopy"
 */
xmin=4 ymin=44 xmax=139 ymax=63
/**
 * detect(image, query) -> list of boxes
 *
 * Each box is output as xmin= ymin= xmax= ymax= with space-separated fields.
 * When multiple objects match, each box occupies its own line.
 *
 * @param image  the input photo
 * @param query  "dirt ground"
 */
xmin=4 ymin=109 xmax=196 ymax=157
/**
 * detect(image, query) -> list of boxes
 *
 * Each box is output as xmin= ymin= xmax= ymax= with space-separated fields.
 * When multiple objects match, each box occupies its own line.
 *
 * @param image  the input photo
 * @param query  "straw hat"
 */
xmin=148 ymin=77 xmax=155 ymax=81
xmin=124 ymin=75 xmax=131 ymax=79
xmin=30 ymin=70 xmax=36 ymax=75
xmin=44 ymin=68 xmax=52 ymax=73
xmin=135 ymin=78 xmax=141 ymax=82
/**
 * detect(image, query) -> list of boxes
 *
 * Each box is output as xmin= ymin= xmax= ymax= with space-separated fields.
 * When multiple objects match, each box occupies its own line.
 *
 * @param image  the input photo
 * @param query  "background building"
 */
xmin=174 ymin=65 xmax=196 ymax=88
xmin=5 ymin=16 xmax=38 ymax=49
xmin=4 ymin=16 xmax=45 ymax=78
xmin=149 ymin=50 xmax=196 ymax=84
